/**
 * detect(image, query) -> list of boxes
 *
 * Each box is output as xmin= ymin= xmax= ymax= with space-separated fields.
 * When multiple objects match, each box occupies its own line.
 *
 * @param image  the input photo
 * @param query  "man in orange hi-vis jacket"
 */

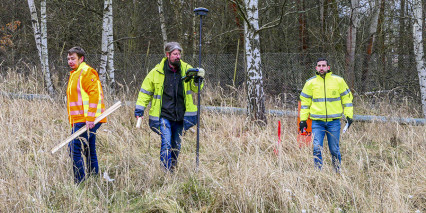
xmin=66 ymin=46 xmax=106 ymax=184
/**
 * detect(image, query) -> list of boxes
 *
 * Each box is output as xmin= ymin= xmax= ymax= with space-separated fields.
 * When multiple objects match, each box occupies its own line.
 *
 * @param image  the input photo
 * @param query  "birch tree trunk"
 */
xmin=40 ymin=0 xmax=54 ymax=96
xmin=157 ymin=0 xmax=168 ymax=44
xmin=107 ymin=0 xmax=115 ymax=94
xmin=412 ymin=0 xmax=426 ymax=117
xmin=99 ymin=0 xmax=114 ymax=94
xmin=345 ymin=0 xmax=360 ymax=90
xmin=361 ymin=0 xmax=380 ymax=92
xmin=27 ymin=0 xmax=41 ymax=60
xmin=99 ymin=0 xmax=109 ymax=88
xmin=27 ymin=0 xmax=55 ymax=96
xmin=244 ymin=0 xmax=267 ymax=125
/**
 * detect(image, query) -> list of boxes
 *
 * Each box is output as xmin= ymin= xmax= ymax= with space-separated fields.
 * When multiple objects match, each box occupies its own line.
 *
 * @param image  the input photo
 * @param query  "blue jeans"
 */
xmin=68 ymin=122 xmax=102 ymax=183
xmin=312 ymin=119 xmax=341 ymax=171
xmin=159 ymin=118 xmax=183 ymax=171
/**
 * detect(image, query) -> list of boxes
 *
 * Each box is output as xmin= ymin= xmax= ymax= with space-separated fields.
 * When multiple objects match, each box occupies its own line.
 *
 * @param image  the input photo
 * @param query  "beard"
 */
xmin=170 ymin=59 xmax=181 ymax=67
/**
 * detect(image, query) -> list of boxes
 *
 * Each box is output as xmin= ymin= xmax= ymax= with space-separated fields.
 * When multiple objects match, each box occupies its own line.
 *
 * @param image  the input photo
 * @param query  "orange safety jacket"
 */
xmin=66 ymin=62 xmax=106 ymax=125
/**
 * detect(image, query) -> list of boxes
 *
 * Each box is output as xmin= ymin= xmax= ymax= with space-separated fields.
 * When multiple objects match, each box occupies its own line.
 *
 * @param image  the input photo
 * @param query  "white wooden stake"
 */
xmin=136 ymin=117 xmax=142 ymax=128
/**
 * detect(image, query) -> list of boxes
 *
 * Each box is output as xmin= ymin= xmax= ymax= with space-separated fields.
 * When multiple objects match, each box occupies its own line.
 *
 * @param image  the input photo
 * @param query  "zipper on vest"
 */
xmin=323 ymin=76 xmax=328 ymax=121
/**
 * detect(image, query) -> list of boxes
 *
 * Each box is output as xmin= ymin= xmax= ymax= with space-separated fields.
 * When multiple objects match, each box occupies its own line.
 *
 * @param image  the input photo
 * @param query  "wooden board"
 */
xmin=51 ymin=101 xmax=122 ymax=154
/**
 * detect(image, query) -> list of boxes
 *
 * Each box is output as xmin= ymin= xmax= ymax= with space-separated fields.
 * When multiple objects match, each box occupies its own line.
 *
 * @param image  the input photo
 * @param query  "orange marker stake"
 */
xmin=274 ymin=120 xmax=281 ymax=155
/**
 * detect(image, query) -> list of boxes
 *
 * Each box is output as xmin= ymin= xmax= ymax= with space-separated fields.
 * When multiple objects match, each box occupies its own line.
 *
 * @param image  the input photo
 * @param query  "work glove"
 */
xmin=197 ymin=68 xmax=205 ymax=78
xmin=299 ymin=121 xmax=307 ymax=133
xmin=346 ymin=117 xmax=353 ymax=128
xmin=134 ymin=109 xmax=144 ymax=118
xmin=193 ymin=68 xmax=205 ymax=84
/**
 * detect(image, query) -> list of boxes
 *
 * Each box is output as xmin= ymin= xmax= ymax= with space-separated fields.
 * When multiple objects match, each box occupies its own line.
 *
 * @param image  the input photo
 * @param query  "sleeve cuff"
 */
xmin=86 ymin=116 xmax=95 ymax=122
xmin=135 ymin=109 xmax=144 ymax=117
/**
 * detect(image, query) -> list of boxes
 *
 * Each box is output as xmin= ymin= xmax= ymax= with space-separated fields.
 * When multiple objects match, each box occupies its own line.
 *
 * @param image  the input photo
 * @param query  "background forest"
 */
xmin=1 ymin=0 xmax=425 ymax=102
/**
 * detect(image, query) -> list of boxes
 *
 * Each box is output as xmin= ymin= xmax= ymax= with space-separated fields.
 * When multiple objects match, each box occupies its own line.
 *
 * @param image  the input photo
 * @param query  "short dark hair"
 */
xmin=68 ymin=46 xmax=86 ymax=60
xmin=316 ymin=58 xmax=328 ymax=66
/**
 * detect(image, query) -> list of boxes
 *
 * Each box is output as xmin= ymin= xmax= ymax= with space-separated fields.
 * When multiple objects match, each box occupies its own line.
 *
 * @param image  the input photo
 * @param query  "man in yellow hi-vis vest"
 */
xmin=134 ymin=42 xmax=204 ymax=172
xmin=299 ymin=58 xmax=353 ymax=172
xmin=66 ymin=46 xmax=106 ymax=183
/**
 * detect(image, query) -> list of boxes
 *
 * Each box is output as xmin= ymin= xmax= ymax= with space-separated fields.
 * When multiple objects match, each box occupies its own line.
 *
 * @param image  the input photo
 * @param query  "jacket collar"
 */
xmin=71 ymin=62 xmax=87 ymax=73
xmin=154 ymin=58 xmax=168 ymax=74
xmin=316 ymin=71 xmax=332 ymax=78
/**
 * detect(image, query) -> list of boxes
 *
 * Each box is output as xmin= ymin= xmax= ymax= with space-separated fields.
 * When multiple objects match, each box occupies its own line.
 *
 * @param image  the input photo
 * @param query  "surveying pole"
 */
xmin=194 ymin=7 xmax=208 ymax=170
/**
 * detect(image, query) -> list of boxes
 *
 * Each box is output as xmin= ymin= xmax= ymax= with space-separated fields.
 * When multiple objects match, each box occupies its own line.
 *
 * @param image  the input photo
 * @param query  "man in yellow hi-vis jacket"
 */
xmin=134 ymin=42 xmax=204 ymax=172
xmin=299 ymin=58 xmax=353 ymax=171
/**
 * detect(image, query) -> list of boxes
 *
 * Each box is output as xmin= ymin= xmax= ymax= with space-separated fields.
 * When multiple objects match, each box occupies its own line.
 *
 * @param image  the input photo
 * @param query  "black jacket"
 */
xmin=160 ymin=60 xmax=185 ymax=121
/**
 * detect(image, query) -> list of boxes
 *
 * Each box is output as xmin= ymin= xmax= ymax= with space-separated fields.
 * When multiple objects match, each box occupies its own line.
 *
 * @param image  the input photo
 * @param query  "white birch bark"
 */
xmin=40 ymin=0 xmax=54 ymax=96
xmin=107 ymin=0 xmax=115 ymax=94
xmin=99 ymin=0 xmax=109 ymax=88
xmin=27 ymin=0 xmax=41 ymax=60
xmin=27 ymin=0 xmax=55 ymax=96
xmin=412 ymin=0 xmax=426 ymax=117
xmin=244 ymin=0 xmax=267 ymax=125
xmin=157 ymin=0 xmax=168 ymax=44
xmin=345 ymin=0 xmax=360 ymax=89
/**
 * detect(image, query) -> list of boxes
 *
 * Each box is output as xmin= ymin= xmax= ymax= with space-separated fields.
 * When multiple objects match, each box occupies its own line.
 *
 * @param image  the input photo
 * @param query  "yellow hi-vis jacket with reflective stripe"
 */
xmin=300 ymin=72 xmax=353 ymax=122
xmin=135 ymin=57 xmax=203 ymax=134
xmin=67 ymin=62 xmax=106 ymax=125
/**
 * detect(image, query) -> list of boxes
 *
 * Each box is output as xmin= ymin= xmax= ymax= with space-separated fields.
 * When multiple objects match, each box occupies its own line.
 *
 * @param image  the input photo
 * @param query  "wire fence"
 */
xmin=1 ymin=52 xmax=422 ymax=107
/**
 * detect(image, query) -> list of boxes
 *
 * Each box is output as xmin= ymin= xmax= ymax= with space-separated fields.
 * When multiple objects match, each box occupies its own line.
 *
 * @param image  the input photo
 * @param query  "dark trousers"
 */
xmin=68 ymin=122 xmax=102 ymax=183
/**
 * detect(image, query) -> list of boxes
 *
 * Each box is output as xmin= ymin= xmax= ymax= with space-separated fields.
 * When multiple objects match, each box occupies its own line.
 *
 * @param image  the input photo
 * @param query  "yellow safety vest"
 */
xmin=300 ymin=72 xmax=353 ymax=122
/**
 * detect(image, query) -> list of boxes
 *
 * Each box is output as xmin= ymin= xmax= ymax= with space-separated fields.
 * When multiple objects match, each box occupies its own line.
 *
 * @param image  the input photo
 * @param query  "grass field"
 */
xmin=0 ymin=68 xmax=425 ymax=212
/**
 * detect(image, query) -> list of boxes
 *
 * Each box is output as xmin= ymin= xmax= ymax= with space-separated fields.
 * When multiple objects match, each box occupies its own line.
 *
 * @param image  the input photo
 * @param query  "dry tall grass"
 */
xmin=0 ymin=67 xmax=425 ymax=212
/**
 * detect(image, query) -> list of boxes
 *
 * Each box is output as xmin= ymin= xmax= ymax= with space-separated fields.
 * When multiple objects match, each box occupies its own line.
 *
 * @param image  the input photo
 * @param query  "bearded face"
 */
xmin=167 ymin=49 xmax=181 ymax=67
xmin=316 ymin=60 xmax=330 ymax=75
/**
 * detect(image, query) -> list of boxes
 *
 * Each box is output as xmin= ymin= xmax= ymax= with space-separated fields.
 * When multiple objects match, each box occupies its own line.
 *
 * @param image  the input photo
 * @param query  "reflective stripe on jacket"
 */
xmin=300 ymin=72 xmax=353 ymax=122
xmin=135 ymin=58 xmax=203 ymax=133
xmin=67 ymin=62 xmax=106 ymax=125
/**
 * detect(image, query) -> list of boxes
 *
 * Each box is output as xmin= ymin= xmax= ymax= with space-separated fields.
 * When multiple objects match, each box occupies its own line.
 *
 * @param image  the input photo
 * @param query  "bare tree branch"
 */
xmin=73 ymin=0 xmax=103 ymax=17
xmin=228 ymin=0 xmax=250 ymax=29
xmin=211 ymin=28 xmax=244 ymax=40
